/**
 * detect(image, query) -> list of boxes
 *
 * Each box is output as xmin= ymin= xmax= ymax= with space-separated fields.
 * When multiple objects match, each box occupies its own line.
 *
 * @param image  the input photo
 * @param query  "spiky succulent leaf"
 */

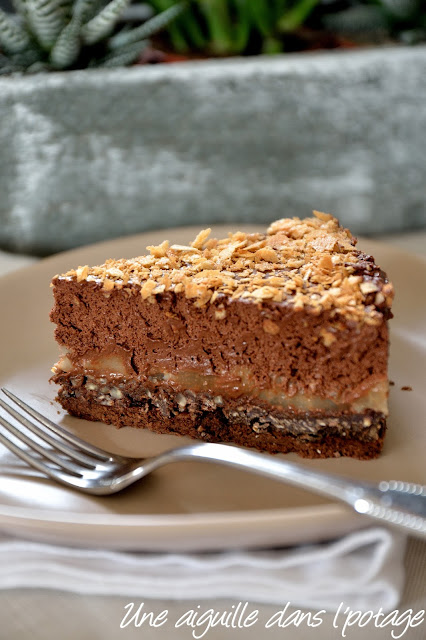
xmin=11 ymin=0 xmax=28 ymax=19
xmin=11 ymin=45 xmax=45 ymax=65
xmin=278 ymin=0 xmax=320 ymax=33
xmin=25 ymin=0 xmax=69 ymax=49
xmin=109 ymin=0 xmax=186 ymax=50
xmin=0 ymin=57 xmax=23 ymax=73
xmin=0 ymin=7 xmax=31 ymax=53
xmin=147 ymin=0 xmax=197 ymax=51
xmin=81 ymin=0 xmax=131 ymax=46
xmin=0 ymin=49 xmax=24 ymax=71
xmin=169 ymin=2 xmax=206 ymax=49
xmin=248 ymin=0 xmax=275 ymax=36
xmin=95 ymin=38 xmax=149 ymax=66
xmin=26 ymin=60 xmax=50 ymax=72
xmin=73 ymin=0 xmax=103 ymax=24
xmin=379 ymin=0 xmax=419 ymax=17
xmin=0 ymin=0 xmax=190 ymax=73
xmin=324 ymin=5 xmax=387 ymax=37
xmin=230 ymin=0 xmax=251 ymax=52
xmin=50 ymin=16 xmax=82 ymax=68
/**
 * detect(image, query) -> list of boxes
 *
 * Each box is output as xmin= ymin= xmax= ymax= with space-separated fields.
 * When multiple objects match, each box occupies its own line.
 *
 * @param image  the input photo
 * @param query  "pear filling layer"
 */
xmin=54 ymin=352 xmax=388 ymax=416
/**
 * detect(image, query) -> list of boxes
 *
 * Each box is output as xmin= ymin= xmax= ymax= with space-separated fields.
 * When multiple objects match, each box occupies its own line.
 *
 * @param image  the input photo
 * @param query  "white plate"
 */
xmin=0 ymin=226 xmax=425 ymax=550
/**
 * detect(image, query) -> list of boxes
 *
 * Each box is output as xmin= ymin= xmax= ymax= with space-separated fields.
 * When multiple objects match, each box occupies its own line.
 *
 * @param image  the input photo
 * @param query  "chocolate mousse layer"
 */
xmin=50 ymin=213 xmax=394 ymax=459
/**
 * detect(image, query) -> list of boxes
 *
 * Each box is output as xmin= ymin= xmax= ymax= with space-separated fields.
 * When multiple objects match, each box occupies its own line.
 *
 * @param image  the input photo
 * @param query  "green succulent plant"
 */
xmin=144 ymin=0 xmax=426 ymax=55
xmin=322 ymin=0 xmax=426 ymax=45
xmin=0 ymin=0 xmax=187 ymax=73
xmin=146 ymin=0 xmax=320 ymax=56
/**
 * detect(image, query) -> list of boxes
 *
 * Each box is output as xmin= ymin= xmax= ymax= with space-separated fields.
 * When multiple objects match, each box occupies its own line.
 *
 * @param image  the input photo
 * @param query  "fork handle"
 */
xmin=142 ymin=442 xmax=426 ymax=539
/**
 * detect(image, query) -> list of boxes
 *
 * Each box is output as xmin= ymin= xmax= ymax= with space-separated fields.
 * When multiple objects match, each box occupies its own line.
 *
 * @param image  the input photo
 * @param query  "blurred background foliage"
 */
xmin=0 ymin=0 xmax=425 ymax=69
xmin=145 ymin=0 xmax=426 ymax=56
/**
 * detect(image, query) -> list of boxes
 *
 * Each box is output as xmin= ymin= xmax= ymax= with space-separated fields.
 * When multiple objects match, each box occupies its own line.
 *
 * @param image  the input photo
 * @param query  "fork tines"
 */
xmin=0 ymin=388 xmax=112 ymax=480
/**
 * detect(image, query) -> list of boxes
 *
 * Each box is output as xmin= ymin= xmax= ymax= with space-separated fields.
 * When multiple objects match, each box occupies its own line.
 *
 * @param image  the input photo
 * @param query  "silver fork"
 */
xmin=0 ymin=387 xmax=425 ymax=538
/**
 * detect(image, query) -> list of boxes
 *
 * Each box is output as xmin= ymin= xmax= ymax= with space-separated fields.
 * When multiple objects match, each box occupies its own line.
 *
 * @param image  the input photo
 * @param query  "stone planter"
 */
xmin=0 ymin=45 xmax=425 ymax=255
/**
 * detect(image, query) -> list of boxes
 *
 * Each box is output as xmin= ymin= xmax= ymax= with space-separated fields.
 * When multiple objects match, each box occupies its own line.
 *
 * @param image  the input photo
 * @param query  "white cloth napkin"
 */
xmin=0 ymin=527 xmax=406 ymax=612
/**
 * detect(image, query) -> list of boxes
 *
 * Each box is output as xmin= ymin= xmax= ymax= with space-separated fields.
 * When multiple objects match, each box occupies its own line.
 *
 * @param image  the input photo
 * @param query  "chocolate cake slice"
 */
xmin=50 ymin=212 xmax=394 ymax=459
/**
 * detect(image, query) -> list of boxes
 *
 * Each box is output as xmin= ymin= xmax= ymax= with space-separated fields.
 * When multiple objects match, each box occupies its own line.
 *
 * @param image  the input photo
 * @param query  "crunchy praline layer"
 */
xmin=52 ymin=372 xmax=386 ymax=459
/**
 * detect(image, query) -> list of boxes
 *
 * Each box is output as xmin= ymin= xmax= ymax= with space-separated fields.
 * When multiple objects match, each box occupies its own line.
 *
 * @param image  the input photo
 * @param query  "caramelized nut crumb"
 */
xmin=360 ymin=281 xmax=380 ymax=295
xmin=263 ymin=319 xmax=279 ymax=335
xmin=191 ymin=228 xmax=211 ymax=250
xmin=102 ymin=278 xmax=114 ymax=291
xmin=319 ymin=328 xmax=336 ymax=347
xmin=76 ymin=265 xmax=89 ymax=282
xmin=255 ymin=248 xmax=279 ymax=263
xmin=141 ymin=280 xmax=156 ymax=300
xmin=147 ymin=240 xmax=169 ymax=258
xmin=60 ymin=212 xmax=393 ymax=326
xmin=215 ymin=306 xmax=226 ymax=320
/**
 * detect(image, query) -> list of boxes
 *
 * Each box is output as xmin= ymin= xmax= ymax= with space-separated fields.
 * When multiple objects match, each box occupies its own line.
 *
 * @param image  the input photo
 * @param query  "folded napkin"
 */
xmin=0 ymin=527 xmax=406 ymax=612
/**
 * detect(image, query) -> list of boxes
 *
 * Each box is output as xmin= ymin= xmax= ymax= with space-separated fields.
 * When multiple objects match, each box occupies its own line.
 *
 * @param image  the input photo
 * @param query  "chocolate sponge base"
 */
xmin=53 ymin=374 xmax=386 ymax=460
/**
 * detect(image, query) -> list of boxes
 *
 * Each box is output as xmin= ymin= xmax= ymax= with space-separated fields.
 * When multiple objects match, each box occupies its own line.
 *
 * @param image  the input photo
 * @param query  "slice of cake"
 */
xmin=50 ymin=212 xmax=394 ymax=459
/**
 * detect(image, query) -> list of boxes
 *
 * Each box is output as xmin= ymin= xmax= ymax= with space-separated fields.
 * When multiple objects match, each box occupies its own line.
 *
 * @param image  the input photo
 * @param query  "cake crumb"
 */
xmin=215 ymin=306 xmax=227 ymax=320
xmin=263 ymin=319 xmax=280 ymax=335
xmin=319 ymin=328 xmax=336 ymax=347
xmin=401 ymin=386 xmax=412 ymax=391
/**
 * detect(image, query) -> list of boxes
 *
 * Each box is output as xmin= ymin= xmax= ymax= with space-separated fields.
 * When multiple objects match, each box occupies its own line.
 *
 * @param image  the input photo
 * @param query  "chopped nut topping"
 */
xmin=106 ymin=267 xmax=125 ymax=279
xmin=191 ymin=228 xmax=211 ymax=250
xmin=255 ymin=248 xmax=279 ymax=263
xmin=250 ymin=286 xmax=277 ymax=300
xmin=102 ymin=278 xmax=114 ymax=291
xmin=140 ymin=280 xmax=156 ymax=300
xmin=184 ymin=281 xmax=202 ymax=299
xmin=310 ymin=236 xmax=338 ymax=252
xmin=76 ymin=265 xmax=89 ymax=283
xmin=360 ymin=281 xmax=380 ymax=295
xmin=147 ymin=240 xmax=169 ymax=258
xmin=312 ymin=210 xmax=334 ymax=223
xmin=57 ymin=213 xmax=394 ymax=325
xmin=318 ymin=255 xmax=333 ymax=271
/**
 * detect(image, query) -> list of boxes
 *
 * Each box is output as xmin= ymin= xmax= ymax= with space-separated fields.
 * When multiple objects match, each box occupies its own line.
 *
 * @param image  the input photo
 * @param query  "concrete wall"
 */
xmin=1 ymin=46 xmax=425 ymax=255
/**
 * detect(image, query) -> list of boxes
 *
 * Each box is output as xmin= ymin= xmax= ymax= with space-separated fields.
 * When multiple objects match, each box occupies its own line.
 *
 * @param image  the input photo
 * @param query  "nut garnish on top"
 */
xmin=56 ymin=212 xmax=393 ymax=325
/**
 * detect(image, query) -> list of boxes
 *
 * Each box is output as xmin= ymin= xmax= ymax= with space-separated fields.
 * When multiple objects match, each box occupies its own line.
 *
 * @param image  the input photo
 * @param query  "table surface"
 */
xmin=0 ymin=231 xmax=425 ymax=640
